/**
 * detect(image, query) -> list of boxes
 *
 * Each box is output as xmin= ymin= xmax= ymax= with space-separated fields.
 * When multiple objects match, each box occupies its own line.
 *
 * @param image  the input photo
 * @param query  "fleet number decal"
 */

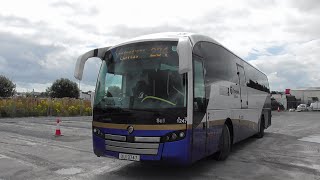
xmin=177 ymin=117 xmax=187 ymax=124
xmin=156 ymin=118 xmax=165 ymax=124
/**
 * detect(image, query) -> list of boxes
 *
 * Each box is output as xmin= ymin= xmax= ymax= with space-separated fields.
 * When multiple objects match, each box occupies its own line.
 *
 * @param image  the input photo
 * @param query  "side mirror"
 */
xmin=193 ymin=102 xmax=199 ymax=111
xmin=74 ymin=47 xmax=111 ymax=80
xmin=177 ymin=37 xmax=192 ymax=74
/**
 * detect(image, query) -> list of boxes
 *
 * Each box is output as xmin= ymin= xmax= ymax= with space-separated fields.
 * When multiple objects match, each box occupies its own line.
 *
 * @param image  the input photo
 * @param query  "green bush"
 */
xmin=0 ymin=97 xmax=92 ymax=118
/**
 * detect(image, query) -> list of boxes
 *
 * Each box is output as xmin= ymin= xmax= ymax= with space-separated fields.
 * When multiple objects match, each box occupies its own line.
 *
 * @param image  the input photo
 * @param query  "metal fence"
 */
xmin=0 ymin=97 xmax=92 ymax=118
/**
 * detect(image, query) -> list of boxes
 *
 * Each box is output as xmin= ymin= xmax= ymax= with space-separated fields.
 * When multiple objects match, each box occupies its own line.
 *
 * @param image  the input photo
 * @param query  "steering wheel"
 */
xmin=140 ymin=96 xmax=176 ymax=106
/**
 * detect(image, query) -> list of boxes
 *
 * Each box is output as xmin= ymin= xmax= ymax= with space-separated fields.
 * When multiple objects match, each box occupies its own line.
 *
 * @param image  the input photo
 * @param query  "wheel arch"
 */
xmin=259 ymin=113 xmax=266 ymax=131
xmin=225 ymin=118 xmax=234 ymax=145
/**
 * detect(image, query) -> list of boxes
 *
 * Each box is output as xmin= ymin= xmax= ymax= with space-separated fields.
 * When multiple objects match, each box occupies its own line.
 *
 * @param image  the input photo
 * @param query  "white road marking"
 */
xmin=0 ymin=154 xmax=11 ymax=159
xmin=55 ymin=167 xmax=83 ymax=175
xmin=298 ymin=135 xmax=320 ymax=144
xmin=289 ymin=162 xmax=320 ymax=172
xmin=77 ymin=161 xmax=131 ymax=178
xmin=14 ymin=139 xmax=38 ymax=146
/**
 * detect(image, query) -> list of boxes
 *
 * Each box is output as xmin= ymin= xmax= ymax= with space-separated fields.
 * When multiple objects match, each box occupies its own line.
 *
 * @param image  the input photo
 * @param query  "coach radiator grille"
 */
xmin=104 ymin=134 xmax=160 ymax=155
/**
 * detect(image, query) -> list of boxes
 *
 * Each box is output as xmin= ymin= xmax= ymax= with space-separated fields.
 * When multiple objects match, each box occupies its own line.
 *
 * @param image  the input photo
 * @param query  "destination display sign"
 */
xmin=115 ymin=44 xmax=175 ymax=61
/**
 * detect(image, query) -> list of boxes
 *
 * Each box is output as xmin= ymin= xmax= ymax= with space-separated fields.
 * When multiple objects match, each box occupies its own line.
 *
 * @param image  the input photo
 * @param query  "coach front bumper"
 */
xmin=92 ymin=127 xmax=191 ymax=165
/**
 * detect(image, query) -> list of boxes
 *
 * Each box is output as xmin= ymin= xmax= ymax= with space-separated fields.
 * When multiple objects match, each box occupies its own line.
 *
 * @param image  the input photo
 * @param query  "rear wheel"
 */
xmin=214 ymin=124 xmax=231 ymax=161
xmin=256 ymin=117 xmax=265 ymax=138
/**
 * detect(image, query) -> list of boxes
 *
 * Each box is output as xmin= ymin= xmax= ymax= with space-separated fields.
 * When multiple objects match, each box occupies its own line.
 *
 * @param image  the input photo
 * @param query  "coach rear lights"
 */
xmin=161 ymin=130 xmax=186 ymax=142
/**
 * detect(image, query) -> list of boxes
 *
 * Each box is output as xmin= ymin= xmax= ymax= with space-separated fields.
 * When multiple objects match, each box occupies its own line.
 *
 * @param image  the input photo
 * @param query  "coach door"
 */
xmin=192 ymin=58 xmax=207 ymax=162
xmin=237 ymin=64 xmax=248 ymax=109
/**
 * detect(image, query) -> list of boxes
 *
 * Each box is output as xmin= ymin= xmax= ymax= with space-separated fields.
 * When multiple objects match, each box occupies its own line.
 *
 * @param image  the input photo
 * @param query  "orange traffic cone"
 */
xmin=277 ymin=106 xmax=280 ymax=112
xmin=55 ymin=119 xmax=62 ymax=136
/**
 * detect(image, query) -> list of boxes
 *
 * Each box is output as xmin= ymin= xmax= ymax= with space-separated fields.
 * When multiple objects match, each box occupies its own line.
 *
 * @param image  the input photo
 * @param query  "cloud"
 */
xmin=0 ymin=32 xmax=64 ymax=82
xmin=0 ymin=32 xmax=100 ymax=92
xmin=251 ymin=39 xmax=320 ymax=91
xmin=0 ymin=14 xmax=34 ymax=27
xmin=67 ymin=21 xmax=100 ymax=35
xmin=50 ymin=0 xmax=99 ymax=16
xmin=108 ymin=24 xmax=191 ymax=39
xmin=287 ymin=0 xmax=320 ymax=12
xmin=0 ymin=0 xmax=319 ymax=92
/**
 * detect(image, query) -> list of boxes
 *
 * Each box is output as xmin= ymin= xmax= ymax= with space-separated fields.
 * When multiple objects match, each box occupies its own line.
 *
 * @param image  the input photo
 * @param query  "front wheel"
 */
xmin=214 ymin=124 xmax=231 ymax=161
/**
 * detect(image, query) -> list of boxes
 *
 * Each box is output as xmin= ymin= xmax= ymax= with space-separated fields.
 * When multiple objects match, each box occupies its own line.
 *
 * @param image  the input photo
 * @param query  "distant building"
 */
xmin=271 ymin=93 xmax=299 ymax=110
xmin=14 ymin=92 xmax=27 ymax=98
xmin=289 ymin=87 xmax=320 ymax=105
xmin=80 ymin=91 xmax=93 ymax=101
xmin=270 ymin=87 xmax=320 ymax=110
xmin=14 ymin=91 xmax=44 ymax=98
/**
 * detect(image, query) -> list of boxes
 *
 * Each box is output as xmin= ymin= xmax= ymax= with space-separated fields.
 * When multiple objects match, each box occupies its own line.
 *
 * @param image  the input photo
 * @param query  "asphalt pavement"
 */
xmin=0 ymin=112 xmax=320 ymax=180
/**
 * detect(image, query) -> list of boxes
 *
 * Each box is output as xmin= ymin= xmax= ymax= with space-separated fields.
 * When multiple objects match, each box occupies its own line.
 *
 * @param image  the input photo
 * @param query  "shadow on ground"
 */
xmin=95 ymin=134 xmax=262 ymax=180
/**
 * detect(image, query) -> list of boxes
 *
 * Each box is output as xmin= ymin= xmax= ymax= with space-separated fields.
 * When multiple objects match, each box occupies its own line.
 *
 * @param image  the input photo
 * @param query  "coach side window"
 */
xmin=201 ymin=42 xmax=238 ymax=85
xmin=193 ymin=59 xmax=206 ymax=112
xmin=244 ymin=63 xmax=270 ymax=93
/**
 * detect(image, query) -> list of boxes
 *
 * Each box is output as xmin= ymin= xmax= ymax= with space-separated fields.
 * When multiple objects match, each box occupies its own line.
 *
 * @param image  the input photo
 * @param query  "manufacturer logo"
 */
xmin=127 ymin=126 xmax=134 ymax=134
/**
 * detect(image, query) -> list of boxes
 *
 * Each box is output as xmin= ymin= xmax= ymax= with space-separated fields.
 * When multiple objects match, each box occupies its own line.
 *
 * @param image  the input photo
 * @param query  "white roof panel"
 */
xmin=109 ymin=32 xmax=221 ymax=49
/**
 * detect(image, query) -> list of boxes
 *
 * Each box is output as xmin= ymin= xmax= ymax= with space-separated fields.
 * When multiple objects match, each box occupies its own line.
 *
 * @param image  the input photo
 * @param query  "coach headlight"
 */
xmin=165 ymin=136 xmax=170 ymax=141
xmin=171 ymin=133 xmax=177 ymax=140
xmin=161 ymin=130 xmax=186 ymax=142
xmin=179 ymin=131 xmax=185 ymax=138
xmin=93 ymin=128 xmax=98 ymax=133
xmin=93 ymin=127 xmax=104 ymax=137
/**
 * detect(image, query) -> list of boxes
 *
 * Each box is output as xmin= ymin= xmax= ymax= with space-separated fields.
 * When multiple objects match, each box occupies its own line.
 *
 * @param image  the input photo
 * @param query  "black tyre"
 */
xmin=256 ymin=117 xmax=265 ymax=138
xmin=214 ymin=124 xmax=231 ymax=161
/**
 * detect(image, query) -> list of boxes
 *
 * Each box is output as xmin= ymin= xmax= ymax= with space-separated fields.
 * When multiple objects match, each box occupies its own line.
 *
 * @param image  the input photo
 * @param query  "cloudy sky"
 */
xmin=0 ymin=0 xmax=319 ymax=92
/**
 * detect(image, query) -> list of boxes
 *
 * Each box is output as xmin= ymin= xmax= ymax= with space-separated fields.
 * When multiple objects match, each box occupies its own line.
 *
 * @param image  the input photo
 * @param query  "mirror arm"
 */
xmin=74 ymin=47 xmax=111 ymax=80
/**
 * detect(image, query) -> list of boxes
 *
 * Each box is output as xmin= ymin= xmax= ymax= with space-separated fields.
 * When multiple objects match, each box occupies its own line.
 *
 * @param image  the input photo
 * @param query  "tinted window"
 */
xmin=193 ymin=42 xmax=238 ymax=85
xmin=193 ymin=58 xmax=206 ymax=127
xmin=193 ymin=41 xmax=270 ymax=93
xmin=244 ymin=62 xmax=270 ymax=93
xmin=95 ymin=41 xmax=187 ymax=110
xmin=194 ymin=60 xmax=205 ymax=99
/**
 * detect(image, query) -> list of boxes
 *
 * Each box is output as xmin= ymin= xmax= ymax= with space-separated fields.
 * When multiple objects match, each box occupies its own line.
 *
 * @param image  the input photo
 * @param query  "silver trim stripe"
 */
xmin=105 ymin=140 xmax=159 ymax=149
xmin=106 ymin=145 xmax=158 ymax=155
xmin=134 ymin=136 xmax=161 ymax=143
xmin=105 ymin=134 xmax=126 ymax=141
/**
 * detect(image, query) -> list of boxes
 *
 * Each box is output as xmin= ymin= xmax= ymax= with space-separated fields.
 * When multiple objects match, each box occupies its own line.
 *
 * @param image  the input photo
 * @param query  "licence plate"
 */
xmin=119 ymin=153 xmax=140 ymax=161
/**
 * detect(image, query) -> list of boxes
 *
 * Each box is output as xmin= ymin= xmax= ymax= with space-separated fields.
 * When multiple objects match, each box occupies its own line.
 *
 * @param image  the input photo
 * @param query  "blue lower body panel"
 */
xmin=93 ymin=128 xmax=192 ymax=166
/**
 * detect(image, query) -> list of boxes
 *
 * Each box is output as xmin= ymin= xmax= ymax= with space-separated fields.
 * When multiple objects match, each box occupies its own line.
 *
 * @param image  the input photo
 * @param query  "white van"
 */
xmin=310 ymin=102 xmax=320 ymax=111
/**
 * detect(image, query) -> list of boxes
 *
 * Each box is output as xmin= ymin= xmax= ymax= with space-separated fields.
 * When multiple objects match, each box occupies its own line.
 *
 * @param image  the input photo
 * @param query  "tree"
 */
xmin=0 ymin=75 xmax=15 ymax=97
xmin=48 ymin=78 xmax=80 ymax=98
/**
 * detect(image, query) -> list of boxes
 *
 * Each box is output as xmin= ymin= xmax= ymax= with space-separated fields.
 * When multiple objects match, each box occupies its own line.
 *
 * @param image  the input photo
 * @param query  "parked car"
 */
xmin=310 ymin=102 xmax=320 ymax=111
xmin=307 ymin=106 xmax=312 ymax=111
xmin=296 ymin=104 xmax=308 ymax=112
